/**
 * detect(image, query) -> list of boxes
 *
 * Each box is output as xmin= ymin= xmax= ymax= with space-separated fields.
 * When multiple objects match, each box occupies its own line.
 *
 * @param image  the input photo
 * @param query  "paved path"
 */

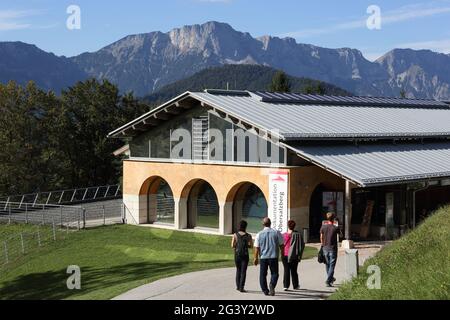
xmin=114 ymin=243 xmax=382 ymax=300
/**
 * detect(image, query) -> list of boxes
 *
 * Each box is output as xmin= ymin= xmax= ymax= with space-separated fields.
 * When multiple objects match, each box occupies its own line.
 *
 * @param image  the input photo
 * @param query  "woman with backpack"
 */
xmin=231 ymin=220 xmax=253 ymax=293
xmin=282 ymin=220 xmax=305 ymax=290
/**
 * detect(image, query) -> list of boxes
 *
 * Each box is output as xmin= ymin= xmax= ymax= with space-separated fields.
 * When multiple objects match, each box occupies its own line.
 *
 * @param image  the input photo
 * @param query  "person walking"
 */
xmin=320 ymin=212 xmax=339 ymax=287
xmin=282 ymin=220 xmax=305 ymax=290
xmin=231 ymin=220 xmax=253 ymax=293
xmin=254 ymin=217 xmax=284 ymax=296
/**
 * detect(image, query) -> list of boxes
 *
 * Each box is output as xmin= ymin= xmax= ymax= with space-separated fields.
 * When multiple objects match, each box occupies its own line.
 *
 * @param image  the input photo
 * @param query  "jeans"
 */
xmin=323 ymin=247 xmax=337 ymax=284
xmin=235 ymin=255 xmax=249 ymax=290
xmin=259 ymin=258 xmax=279 ymax=294
xmin=281 ymin=256 xmax=299 ymax=289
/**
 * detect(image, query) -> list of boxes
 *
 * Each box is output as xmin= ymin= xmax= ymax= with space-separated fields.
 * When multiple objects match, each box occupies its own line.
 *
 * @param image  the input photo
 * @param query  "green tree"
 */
xmin=0 ymin=81 xmax=60 ymax=194
xmin=0 ymin=79 xmax=149 ymax=196
xmin=400 ymin=88 xmax=407 ymax=98
xmin=302 ymin=82 xmax=326 ymax=95
xmin=269 ymin=71 xmax=291 ymax=92
xmin=58 ymin=79 xmax=144 ymax=188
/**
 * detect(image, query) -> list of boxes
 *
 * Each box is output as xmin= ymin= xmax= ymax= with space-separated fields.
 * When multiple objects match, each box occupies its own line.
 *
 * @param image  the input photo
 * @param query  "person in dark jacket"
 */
xmin=231 ymin=220 xmax=253 ymax=292
xmin=282 ymin=220 xmax=305 ymax=290
xmin=320 ymin=212 xmax=339 ymax=287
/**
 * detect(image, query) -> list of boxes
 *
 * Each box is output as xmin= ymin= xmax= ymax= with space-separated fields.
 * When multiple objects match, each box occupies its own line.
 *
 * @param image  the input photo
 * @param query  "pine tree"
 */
xmin=269 ymin=71 xmax=291 ymax=92
xmin=400 ymin=88 xmax=407 ymax=98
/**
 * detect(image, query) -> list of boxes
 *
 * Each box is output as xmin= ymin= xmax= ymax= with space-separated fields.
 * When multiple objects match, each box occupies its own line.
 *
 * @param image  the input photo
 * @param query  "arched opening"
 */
xmin=186 ymin=180 xmax=219 ymax=229
xmin=144 ymin=177 xmax=175 ymax=225
xmin=231 ymin=183 xmax=268 ymax=234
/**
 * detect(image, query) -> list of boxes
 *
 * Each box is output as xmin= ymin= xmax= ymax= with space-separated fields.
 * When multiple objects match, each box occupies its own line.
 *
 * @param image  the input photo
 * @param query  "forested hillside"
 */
xmin=144 ymin=64 xmax=351 ymax=104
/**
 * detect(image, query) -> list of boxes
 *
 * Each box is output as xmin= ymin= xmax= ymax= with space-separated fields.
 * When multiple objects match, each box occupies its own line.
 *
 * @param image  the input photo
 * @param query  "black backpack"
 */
xmin=235 ymin=232 xmax=249 ymax=258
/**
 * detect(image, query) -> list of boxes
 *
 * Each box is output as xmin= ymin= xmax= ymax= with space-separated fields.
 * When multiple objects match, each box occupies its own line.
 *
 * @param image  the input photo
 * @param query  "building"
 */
xmin=109 ymin=89 xmax=450 ymax=245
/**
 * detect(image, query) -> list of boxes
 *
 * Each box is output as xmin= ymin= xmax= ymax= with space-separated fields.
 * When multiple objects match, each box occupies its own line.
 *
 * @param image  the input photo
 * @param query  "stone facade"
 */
xmin=122 ymin=159 xmax=350 ymax=235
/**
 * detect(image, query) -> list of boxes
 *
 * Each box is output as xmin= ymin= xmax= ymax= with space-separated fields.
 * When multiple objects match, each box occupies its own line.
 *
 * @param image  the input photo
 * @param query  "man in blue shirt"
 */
xmin=254 ymin=217 xmax=284 ymax=296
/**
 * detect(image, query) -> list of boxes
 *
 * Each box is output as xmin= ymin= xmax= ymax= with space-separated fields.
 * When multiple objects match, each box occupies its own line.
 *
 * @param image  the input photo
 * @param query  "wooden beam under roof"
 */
xmin=123 ymin=127 xmax=135 ymax=136
xmin=164 ymin=105 xmax=182 ymax=115
xmin=175 ymin=97 xmax=197 ymax=109
xmin=200 ymin=101 xmax=214 ymax=110
xmin=154 ymin=112 xmax=170 ymax=120
xmin=143 ymin=117 xmax=159 ymax=125
xmin=229 ymin=116 xmax=240 ymax=124
xmin=132 ymin=122 xmax=151 ymax=131
xmin=216 ymin=110 xmax=227 ymax=118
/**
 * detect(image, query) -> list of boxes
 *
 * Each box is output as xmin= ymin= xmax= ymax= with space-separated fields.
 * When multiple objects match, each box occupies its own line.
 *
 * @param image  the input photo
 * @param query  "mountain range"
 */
xmin=1 ymin=21 xmax=450 ymax=99
xmin=0 ymin=41 xmax=87 ymax=93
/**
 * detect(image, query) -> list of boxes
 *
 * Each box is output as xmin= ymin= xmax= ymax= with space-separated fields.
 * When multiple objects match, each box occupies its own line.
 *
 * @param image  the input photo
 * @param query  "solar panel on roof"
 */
xmin=249 ymin=91 xmax=449 ymax=108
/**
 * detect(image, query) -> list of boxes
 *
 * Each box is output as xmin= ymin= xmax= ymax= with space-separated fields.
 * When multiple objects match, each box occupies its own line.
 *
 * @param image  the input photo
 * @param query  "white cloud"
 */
xmin=0 ymin=9 xmax=45 ymax=31
xmin=0 ymin=22 xmax=31 ymax=31
xmin=382 ymin=2 xmax=450 ymax=24
xmin=281 ymin=1 xmax=450 ymax=38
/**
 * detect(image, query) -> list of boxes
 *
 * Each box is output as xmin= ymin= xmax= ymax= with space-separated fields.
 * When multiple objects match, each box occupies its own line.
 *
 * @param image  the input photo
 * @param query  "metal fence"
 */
xmin=0 ymin=199 xmax=126 ymax=270
xmin=0 ymin=200 xmax=125 ymax=229
xmin=0 ymin=184 xmax=121 ymax=206
xmin=81 ymin=200 xmax=126 ymax=228
xmin=0 ymin=201 xmax=84 ymax=228
xmin=0 ymin=223 xmax=69 ymax=268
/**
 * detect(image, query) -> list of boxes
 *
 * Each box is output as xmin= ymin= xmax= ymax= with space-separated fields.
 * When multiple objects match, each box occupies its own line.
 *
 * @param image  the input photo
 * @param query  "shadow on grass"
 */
xmin=0 ymin=260 xmax=229 ymax=300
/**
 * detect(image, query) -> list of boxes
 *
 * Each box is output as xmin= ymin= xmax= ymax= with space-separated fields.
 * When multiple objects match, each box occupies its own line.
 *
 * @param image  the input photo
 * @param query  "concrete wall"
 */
xmin=122 ymin=160 xmax=346 ymax=235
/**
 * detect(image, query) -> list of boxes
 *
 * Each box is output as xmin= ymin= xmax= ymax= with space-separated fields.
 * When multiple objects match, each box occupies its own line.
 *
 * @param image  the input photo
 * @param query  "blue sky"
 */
xmin=1 ymin=0 xmax=450 ymax=60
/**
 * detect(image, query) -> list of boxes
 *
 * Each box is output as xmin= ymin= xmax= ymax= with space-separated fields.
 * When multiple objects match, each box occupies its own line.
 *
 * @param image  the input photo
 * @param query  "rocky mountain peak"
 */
xmin=1 ymin=22 xmax=449 ymax=99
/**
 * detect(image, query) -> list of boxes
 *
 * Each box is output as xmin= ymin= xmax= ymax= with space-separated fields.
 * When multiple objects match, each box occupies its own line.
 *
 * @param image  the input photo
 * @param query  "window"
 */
xmin=192 ymin=116 xmax=209 ymax=161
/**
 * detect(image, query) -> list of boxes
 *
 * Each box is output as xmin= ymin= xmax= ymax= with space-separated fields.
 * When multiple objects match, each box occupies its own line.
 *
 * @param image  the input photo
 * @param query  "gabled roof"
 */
xmin=109 ymin=89 xmax=450 ymax=187
xmin=108 ymin=89 xmax=450 ymax=140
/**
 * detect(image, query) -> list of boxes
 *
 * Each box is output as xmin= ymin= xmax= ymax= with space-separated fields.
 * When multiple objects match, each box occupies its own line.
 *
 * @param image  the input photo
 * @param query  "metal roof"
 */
xmin=190 ymin=91 xmax=450 ymax=140
xmin=108 ymin=90 xmax=450 ymax=139
xmin=285 ymin=141 xmax=450 ymax=187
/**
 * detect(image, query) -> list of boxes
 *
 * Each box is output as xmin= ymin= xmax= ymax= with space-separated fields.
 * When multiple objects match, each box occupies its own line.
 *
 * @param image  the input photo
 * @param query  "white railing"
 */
xmin=0 ymin=184 xmax=121 ymax=208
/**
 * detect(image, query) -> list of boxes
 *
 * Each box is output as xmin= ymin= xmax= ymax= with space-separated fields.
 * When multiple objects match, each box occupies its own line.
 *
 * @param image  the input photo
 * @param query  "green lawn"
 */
xmin=331 ymin=205 xmax=450 ymax=300
xmin=0 ymin=223 xmax=44 ymax=239
xmin=0 ymin=224 xmax=316 ymax=300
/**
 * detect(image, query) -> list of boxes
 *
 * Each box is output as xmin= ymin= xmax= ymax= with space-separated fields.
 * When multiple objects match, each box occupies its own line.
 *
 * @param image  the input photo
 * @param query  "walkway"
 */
xmin=113 ymin=242 xmax=383 ymax=300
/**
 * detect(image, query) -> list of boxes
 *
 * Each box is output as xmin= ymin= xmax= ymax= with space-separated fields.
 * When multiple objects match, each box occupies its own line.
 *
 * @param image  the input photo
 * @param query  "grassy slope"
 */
xmin=0 ymin=223 xmax=43 ymax=238
xmin=331 ymin=205 xmax=450 ymax=300
xmin=0 ymin=224 xmax=316 ymax=300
